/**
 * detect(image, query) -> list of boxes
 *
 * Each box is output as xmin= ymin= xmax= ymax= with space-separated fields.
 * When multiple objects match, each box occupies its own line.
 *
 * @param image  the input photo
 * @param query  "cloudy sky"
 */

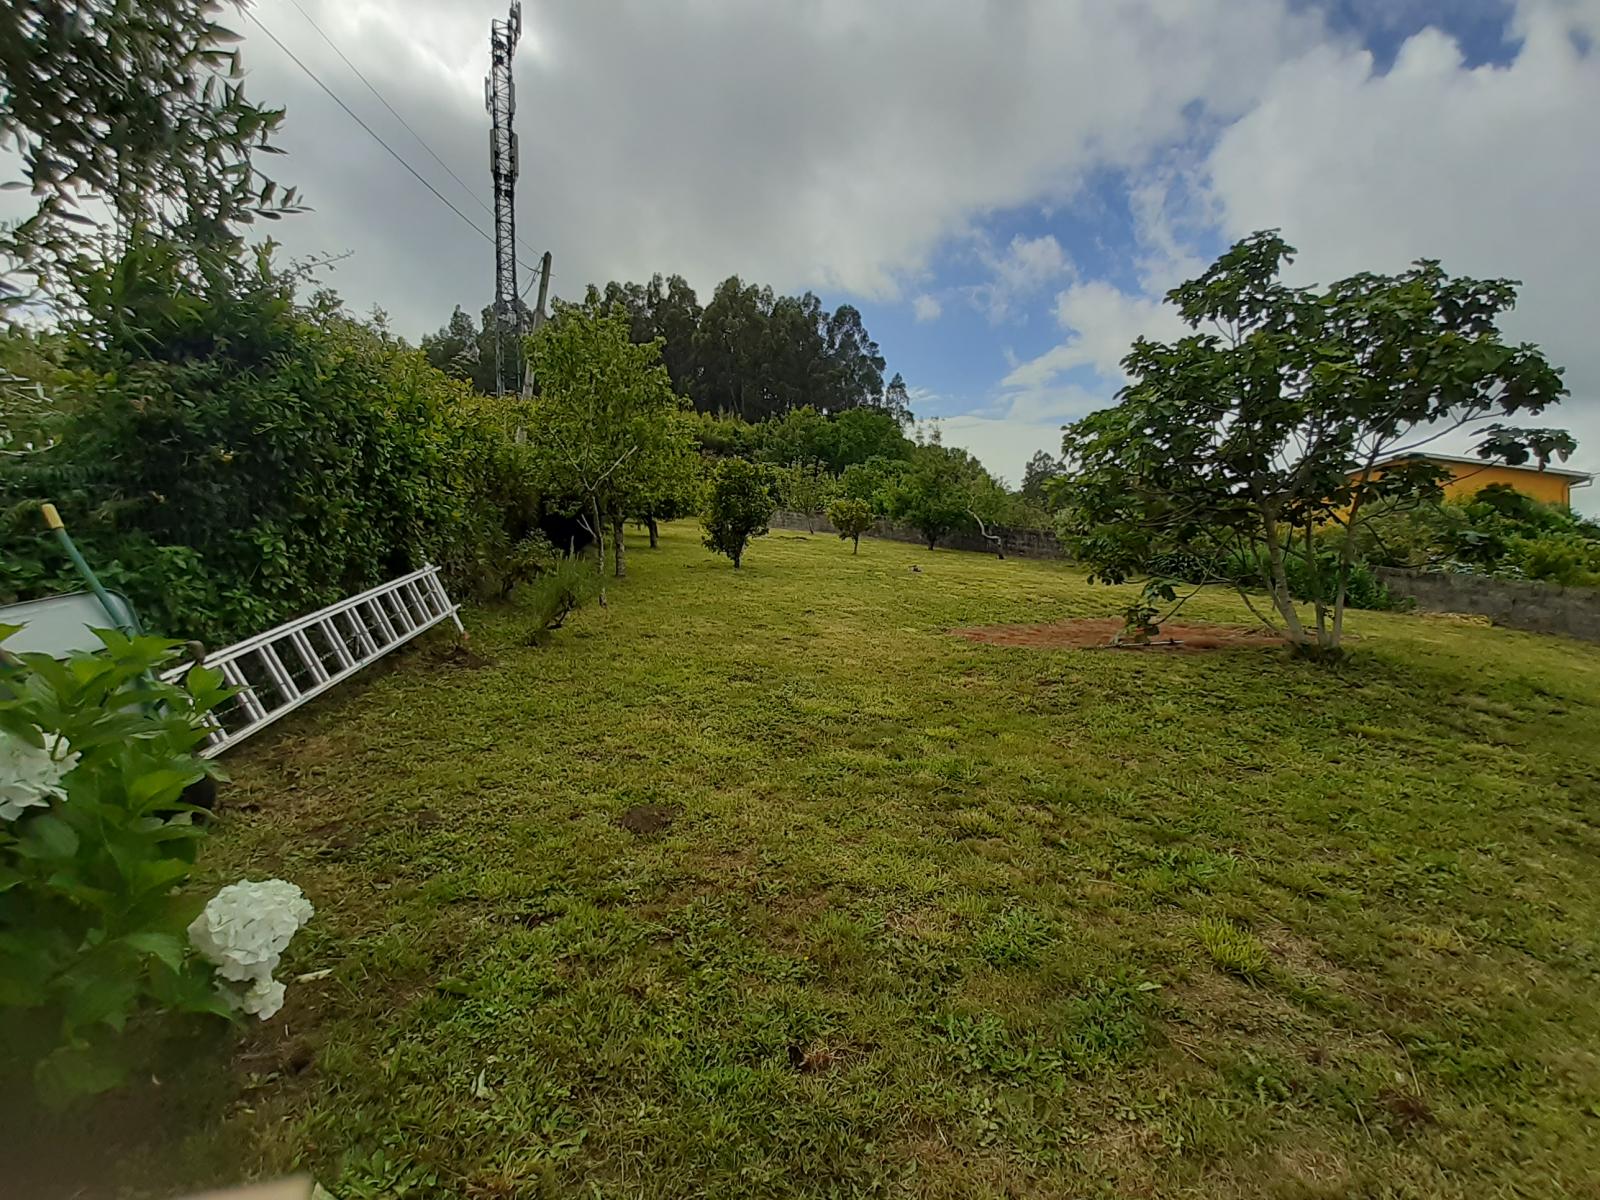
xmin=39 ymin=0 xmax=1600 ymax=505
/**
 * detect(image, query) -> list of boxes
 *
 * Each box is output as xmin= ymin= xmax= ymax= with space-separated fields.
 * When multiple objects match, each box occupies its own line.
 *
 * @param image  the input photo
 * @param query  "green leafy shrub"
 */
xmin=0 ymin=239 xmax=540 ymax=644
xmin=1515 ymin=533 xmax=1600 ymax=586
xmin=701 ymin=458 xmax=776 ymax=568
xmin=0 ymin=628 xmax=233 ymax=1106
xmin=1358 ymin=486 xmax=1600 ymax=587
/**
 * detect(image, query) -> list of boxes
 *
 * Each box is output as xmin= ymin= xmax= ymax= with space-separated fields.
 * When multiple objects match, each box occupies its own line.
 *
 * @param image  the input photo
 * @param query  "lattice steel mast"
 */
xmin=485 ymin=3 xmax=523 ymax=396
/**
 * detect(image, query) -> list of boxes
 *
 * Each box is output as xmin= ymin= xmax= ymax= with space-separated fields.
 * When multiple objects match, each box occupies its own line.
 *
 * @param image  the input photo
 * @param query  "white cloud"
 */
xmin=912 ymin=294 xmax=943 ymax=322
xmin=5 ymin=0 xmax=1317 ymax=337
xmin=1000 ymin=280 xmax=1186 ymax=390
xmin=1202 ymin=0 xmax=1600 ymax=505
xmin=934 ymin=382 xmax=1107 ymax=485
xmin=966 ymin=233 xmax=1075 ymax=323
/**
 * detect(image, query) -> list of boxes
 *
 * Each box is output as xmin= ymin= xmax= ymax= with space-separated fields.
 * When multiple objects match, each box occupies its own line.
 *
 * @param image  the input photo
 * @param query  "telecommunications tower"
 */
xmin=485 ymin=2 xmax=523 ymax=395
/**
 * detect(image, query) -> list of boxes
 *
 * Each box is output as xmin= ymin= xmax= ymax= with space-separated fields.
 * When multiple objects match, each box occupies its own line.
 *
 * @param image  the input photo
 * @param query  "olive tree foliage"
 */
xmin=1057 ymin=232 xmax=1572 ymax=656
xmin=826 ymin=497 xmax=873 ymax=554
xmin=701 ymin=457 xmax=776 ymax=568
xmin=523 ymin=303 xmax=691 ymax=598
xmin=1 ymin=0 xmax=301 ymax=308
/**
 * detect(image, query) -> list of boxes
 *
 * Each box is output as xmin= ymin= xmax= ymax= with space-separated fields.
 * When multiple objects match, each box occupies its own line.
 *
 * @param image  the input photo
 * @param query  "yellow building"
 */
xmin=1359 ymin=453 xmax=1592 ymax=508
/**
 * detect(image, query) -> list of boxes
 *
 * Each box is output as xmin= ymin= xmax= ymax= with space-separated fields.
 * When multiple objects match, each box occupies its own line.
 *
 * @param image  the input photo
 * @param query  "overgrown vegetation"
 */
xmin=38 ymin=525 xmax=1599 ymax=1199
xmin=1360 ymin=483 xmax=1600 ymax=586
xmin=0 ymin=244 xmax=543 ymax=645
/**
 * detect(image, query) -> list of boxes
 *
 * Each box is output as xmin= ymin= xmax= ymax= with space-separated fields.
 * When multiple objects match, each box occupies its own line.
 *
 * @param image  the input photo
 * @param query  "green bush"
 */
xmin=701 ymin=457 xmax=777 ymax=568
xmin=0 ymin=628 xmax=233 ymax=1106
xmin=0 ymin=239 xmax=540 ymax=645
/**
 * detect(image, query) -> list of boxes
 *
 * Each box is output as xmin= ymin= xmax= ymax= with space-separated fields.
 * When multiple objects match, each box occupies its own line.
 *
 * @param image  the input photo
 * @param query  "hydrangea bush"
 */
xmin=0 ymin=625 xmax=312 ymax=1106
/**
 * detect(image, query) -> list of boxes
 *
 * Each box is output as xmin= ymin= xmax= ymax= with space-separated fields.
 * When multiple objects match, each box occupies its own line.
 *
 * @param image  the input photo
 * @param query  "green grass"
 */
xmin=56 ymin=524 xmax=1600 ymax=1197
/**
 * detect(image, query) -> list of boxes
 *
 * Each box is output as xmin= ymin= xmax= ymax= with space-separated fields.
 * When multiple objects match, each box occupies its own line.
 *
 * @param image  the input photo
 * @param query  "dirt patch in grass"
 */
xmin=952 ymin=617 xmax=1284 ymax=652
xmin=618 ymin=804 xmax=675 ymax=834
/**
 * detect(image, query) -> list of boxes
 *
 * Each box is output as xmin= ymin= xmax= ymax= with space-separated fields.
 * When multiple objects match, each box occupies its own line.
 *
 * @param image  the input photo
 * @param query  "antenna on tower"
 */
xmin=485 ymin=2 xmax=523 ymax=396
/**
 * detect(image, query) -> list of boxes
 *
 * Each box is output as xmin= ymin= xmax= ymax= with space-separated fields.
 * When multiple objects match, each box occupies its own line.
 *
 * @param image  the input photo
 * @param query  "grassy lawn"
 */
xmin=88 ymin=524 xmax=1600 ymax=1196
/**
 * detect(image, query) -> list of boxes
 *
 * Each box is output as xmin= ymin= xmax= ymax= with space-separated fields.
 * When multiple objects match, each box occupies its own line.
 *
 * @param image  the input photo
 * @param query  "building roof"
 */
xmin=1368 ymin=451 xmax=1593 ymax=483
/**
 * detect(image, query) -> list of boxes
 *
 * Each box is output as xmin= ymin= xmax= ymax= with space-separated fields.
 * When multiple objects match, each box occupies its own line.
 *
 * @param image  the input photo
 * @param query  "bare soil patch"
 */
xmin=618 ymin=804 xmax=675 ymax=835
xmin=952 ymin=617 xmax=1284 ymax=652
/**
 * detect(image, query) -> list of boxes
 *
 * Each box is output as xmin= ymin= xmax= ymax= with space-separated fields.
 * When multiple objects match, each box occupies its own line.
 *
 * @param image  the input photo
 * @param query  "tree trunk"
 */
xmin=1329 ymin=502 xmax=1366 ymax=653
xmin=1259 ymin=504 xmax=1306 ymax=645
xmin=647 ymin=516 xmax=659 ymax=549
xmin=852 ymin=533 xmax=860 ymax=555
xmin=590 ymin=495 xmax=607 ymax=606
xmin=732 ymin=548 xmax=742 ymax=569
xmin=612 ymin=512 xmax=626 ymax=578
xmin=926 ymin=534 xmax=936 ymax=549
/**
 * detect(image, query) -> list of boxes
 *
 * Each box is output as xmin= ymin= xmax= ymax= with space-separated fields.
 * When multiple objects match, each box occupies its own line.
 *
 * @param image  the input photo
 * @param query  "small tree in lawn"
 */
xmin=628 ymin=420 xmax=702 ymax=549
xmin=1057 ymin=231 xmax=1571 ymax=656
xmin=525 ymin=303 xmax=688 ymax=598
xmin=827 ymin=497 xmax=873 ymax=554
xmin=702 ymin=457 xmax=776 ymax=568
xmin=966 ymin=474 xmax=1047 ymax=560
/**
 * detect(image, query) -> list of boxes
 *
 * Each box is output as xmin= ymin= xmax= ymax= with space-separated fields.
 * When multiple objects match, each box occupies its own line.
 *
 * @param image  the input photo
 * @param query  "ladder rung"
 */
xmin=289 ymin=629 xmax=329 ymax=685
xmin=319 ymin=618 xmax=357 ymax=669
xmin=258 ymin=643 xmax=300 ymax=703
xmin=220 ymin=661 xmax=268 ymax=723
xmin=364 ymin=598 xmax=399 ymax=645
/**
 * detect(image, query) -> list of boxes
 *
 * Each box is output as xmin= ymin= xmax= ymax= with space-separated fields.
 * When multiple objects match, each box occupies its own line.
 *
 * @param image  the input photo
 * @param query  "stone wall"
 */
xmin=770 ymin=509 xmax=1065 ymax=558
xmin=1376 ymin=567 xmax=1600 ymax=643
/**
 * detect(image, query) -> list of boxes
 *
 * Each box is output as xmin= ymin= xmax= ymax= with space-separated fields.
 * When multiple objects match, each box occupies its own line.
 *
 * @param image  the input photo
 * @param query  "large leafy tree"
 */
xmin=1 ymin=0 xmax=300 ymax=306
xmin=523 ymin=303 xmax=690 ymax=598
xmin=1057 ymin=232 xmax=1572 ymax=655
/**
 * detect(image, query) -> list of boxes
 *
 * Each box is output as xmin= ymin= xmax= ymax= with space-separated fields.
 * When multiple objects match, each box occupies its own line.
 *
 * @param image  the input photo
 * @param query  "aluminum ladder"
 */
xmin=164 ymin=564 xmax=462 ymax=757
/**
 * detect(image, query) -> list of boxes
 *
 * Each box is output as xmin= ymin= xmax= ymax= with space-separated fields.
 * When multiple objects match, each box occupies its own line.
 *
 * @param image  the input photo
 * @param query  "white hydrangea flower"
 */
xmin=0 ymin=728 xmax=80 ymax=821
xmin=238 ymin=977 xmax=288 ymax=1020
xmin=189 ymin=879 xmax=314 ymax=1020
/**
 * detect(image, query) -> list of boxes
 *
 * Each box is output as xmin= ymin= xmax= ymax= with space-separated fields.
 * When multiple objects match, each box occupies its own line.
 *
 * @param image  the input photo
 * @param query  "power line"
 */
xmin=279 ymin=0 xmax=548 ymax=267
xmin=245 ymin=8 xmax=541 ymax=274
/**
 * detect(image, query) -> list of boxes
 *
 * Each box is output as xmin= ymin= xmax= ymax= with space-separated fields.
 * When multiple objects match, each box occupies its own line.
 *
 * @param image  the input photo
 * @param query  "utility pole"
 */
xmin=484 ymin=2 xmax=522 ymax=396
xmin=520 ymin=250 xmax=551 ymax=397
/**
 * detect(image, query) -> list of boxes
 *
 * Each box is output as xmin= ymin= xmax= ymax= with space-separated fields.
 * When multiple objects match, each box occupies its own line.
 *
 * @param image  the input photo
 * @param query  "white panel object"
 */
xmin=162 ymin=565 xmax=463 ymax=757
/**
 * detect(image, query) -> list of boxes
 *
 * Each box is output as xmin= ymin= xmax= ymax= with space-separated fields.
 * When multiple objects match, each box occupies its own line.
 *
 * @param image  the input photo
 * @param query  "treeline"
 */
xmin=423 ymin=273 xmax=911 ymax=424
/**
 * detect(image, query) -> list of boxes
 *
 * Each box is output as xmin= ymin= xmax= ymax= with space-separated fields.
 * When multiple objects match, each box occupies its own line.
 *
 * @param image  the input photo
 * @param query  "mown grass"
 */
xmin=66 ymin=524 xmax=1600 ymax=1196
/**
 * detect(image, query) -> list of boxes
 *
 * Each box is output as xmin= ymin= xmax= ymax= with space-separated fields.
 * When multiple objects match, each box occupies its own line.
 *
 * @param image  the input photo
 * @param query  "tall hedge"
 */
xmin=0 ymin=241 xmax=536 ymax=646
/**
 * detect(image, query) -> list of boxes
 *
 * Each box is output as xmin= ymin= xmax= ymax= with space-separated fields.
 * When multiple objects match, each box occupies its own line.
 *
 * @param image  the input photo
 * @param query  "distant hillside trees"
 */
xmin=424 ymin=273 xmax=900 ymax=425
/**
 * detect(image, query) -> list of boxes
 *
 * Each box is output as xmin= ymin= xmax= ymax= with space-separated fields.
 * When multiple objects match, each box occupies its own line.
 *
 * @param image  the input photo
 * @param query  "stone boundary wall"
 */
xmin=1376 ymin=567 xmax=1600 ymax=643
xmin=770 ymin=509 xmax=1065 ymax=558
